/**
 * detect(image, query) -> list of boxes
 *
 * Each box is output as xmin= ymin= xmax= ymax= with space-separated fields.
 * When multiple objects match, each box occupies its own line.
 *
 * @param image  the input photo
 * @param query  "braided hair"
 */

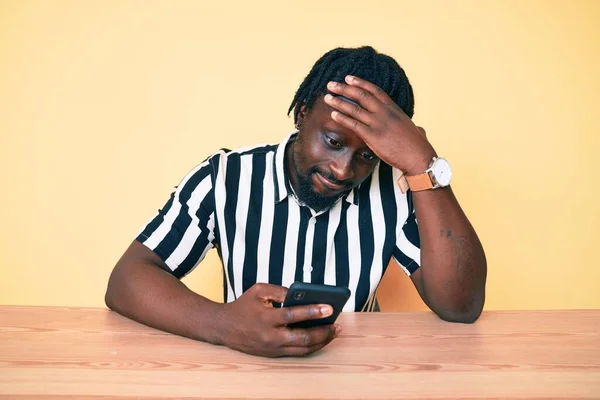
xmin=288 ymin=46 xmax=415 ymax=124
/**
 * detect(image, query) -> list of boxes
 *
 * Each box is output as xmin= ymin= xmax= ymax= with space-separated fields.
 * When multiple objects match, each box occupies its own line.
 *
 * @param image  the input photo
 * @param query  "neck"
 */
xmin=285 ymin=135 xmax=300 ymax=195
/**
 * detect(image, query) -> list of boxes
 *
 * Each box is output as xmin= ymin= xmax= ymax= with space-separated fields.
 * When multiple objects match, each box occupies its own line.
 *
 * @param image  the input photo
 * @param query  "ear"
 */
xmin=297 ymin=103 xmax=308 ymax=127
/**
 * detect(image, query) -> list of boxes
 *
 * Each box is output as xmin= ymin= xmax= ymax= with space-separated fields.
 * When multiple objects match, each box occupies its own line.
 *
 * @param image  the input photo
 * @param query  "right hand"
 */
xmin=218 ymin=283 xmax=341 ymax=357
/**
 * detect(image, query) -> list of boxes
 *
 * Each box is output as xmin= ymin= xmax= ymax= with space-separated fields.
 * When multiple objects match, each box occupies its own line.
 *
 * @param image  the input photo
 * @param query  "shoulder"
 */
xmin=201 ymin=143 xmax=280 ymax=185
xmin=205 ymin=143 xmax=278 ymax=164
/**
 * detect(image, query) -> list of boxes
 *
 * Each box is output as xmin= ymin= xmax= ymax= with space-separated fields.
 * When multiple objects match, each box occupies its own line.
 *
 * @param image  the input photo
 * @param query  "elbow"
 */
xmin=104 ymin=286 xmax=115 ymax=311
xmin=434 ymin=295 xmax=485 ymax=324
xmin=434 ymin=273 xmax=487 ymax=324
xmin=104 ymin=267 xmax=122 ymax=312
xmin=437 ymin=307 xmax=482 ymax=324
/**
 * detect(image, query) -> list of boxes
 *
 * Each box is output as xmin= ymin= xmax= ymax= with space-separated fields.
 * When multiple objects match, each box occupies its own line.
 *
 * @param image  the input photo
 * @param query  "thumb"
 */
xmin=252 ymin=283 xmax=288 ymax=304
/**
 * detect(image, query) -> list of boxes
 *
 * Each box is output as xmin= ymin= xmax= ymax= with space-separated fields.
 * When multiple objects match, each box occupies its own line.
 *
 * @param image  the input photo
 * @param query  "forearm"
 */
xmin=105 ymin=243 xmax=339 ymax=358
xmin=412 ymin=186 xmax=487 ymax=322
xmin=105 ymin=259 xmax=227 ymax=345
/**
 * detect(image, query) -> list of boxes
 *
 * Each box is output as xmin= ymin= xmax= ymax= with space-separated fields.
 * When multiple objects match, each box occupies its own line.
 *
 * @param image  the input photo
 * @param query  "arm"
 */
xmin=106 ymin=159 xmax=337 ymax=355
xmin=324 ymin=75 xmax=487 ymax=323
xmin=105 ymin=240 xmax=226 ymax=344
xmin=408 ymin=186 xmax=487 ymax=323
xmin=105 ymin=240 xmax=340 ymax=356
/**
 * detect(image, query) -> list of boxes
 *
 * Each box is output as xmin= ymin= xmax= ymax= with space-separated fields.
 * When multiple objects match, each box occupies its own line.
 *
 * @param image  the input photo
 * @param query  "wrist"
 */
xmin=403 ymin=150 xmax=437 ymax=175
xmin=191 ymin=299 xmax=230 ymax=346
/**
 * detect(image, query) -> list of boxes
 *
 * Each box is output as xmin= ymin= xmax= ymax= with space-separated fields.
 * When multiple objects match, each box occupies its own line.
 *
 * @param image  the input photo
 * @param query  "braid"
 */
xmin=288 ymin=46 xmax=415 ymax=123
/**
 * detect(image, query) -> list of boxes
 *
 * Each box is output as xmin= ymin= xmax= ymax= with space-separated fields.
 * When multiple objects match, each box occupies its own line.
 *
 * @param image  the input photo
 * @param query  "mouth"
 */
xmin=314 ymin=172 xmax=346 ymax=192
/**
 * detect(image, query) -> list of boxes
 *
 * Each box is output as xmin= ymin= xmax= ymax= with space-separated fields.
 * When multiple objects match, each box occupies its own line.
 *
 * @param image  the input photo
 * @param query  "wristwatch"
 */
xmin=397 ymin=157 xmax=452 ymax=194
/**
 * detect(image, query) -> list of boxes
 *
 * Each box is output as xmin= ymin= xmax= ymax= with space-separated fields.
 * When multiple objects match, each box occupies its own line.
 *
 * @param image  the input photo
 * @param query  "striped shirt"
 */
xmin=137 ymin=132 xmax=421 ymax=312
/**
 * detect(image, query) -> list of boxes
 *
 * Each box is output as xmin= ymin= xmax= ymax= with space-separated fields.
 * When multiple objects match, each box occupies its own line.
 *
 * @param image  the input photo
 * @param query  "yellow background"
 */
xmin=1 ymin=0 xmax=598 ymax=311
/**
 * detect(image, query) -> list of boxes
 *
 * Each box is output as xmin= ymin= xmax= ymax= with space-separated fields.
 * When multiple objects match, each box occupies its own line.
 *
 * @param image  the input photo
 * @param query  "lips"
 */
xmin=314 ymin=172 xmax=345 ymax=191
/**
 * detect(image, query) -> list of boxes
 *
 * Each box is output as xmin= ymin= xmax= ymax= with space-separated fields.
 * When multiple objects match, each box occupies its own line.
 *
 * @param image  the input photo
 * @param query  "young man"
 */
xmin=105 ymin=46 xmax=487 ymax=357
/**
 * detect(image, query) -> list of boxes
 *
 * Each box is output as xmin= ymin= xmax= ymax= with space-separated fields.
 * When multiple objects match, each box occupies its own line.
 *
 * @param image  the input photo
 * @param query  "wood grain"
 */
xmin=1 ymin=306 xmax=599 ymax=399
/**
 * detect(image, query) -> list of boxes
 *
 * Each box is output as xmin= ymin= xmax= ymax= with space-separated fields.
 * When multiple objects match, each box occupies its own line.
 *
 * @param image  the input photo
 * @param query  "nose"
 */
xmin=329 ymin=153 xmax=354 ymax=182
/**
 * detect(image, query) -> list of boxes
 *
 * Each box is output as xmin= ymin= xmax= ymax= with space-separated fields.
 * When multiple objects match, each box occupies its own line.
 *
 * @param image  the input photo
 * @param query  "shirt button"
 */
xmin=304 ymin=265 xmax=313 ymax=272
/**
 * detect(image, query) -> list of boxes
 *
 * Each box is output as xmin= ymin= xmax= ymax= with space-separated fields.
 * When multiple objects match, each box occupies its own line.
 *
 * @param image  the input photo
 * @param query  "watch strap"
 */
xmin=397 ymin=172 xmax=434 ymax=194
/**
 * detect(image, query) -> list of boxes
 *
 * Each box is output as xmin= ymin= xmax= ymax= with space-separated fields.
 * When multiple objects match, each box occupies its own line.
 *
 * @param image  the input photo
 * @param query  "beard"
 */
xmin=291 ymin=146 xmax=351 ymax=212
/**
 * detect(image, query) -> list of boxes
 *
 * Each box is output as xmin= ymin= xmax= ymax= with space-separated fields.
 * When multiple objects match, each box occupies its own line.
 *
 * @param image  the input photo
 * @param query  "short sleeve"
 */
xmin=394 ymin=191 xmax=421 ymax=276
xmin=136 ymin=156 xmax=217 ymax=279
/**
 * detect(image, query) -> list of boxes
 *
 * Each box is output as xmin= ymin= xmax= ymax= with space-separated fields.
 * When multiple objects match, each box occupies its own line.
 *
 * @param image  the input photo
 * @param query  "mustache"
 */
xmin=307 ymin=167 xmax=351 ymax=187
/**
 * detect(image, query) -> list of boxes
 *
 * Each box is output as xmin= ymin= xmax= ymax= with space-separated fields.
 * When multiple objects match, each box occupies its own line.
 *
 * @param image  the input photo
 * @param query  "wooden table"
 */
xmin=1 ymin=306 xmax=599 ymax=399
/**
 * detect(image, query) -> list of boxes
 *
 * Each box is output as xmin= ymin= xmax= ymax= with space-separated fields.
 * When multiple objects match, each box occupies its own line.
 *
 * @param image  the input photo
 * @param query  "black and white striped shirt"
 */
xmin=137 ymin=132 xmax=421 ymax=312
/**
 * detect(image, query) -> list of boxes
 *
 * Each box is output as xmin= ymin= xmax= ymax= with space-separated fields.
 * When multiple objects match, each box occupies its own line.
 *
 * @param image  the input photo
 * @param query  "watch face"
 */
xmin=432 ymin=158 xmax=452 ymax=187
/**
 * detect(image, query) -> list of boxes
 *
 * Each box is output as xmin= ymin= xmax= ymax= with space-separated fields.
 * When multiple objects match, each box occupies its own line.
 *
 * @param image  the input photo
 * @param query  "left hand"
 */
xmin=324 ymin=75 xmax=436 ymax=174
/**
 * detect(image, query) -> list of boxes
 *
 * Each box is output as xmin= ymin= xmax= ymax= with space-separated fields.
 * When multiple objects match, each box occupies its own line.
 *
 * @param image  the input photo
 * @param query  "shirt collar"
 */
xmin=272 ymin=130 xmax=359 ymax=206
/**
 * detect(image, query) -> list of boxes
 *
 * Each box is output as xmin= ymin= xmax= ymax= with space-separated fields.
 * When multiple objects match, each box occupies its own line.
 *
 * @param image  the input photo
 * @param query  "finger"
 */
xmin=330 ymin=110 xmax=372 ymax=140
xmin=326 ymin=81 xmax=382 ymax=113
xmin=251 ymin=283 xmax=288 ymax=304
xmin=344 ymin=75 xmax=395 ymax=106
xmin=323 ymin=93 xmax=374 ymax=127
xmin=280 ymin=340 xmax=334 ymax=357
xmin=276 ymin=303 xmax=334 ymax=325
xmin=280 ymin=326 xmax=340 ymax=357
xmin=282 ymin=324 xmax=340 ymax=348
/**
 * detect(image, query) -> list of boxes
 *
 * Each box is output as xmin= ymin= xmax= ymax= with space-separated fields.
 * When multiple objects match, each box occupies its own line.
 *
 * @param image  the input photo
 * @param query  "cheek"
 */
xmin=293 ymin=141 xmax=319 ymax=176
xmin=295 ymin=146 xmax=315 ymax=172
xmin=296 ymin=138 xmax=328 ymax=168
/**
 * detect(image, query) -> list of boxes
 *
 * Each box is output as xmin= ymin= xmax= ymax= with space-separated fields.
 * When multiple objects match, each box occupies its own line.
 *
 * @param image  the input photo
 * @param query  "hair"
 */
xmin=288 ymin=46 xmax=415 ymax=123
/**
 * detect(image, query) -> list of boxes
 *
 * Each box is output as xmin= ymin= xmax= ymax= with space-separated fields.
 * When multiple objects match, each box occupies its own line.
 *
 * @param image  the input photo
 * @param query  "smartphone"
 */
xmin=282 ymin=282 xmax=351 ymax=328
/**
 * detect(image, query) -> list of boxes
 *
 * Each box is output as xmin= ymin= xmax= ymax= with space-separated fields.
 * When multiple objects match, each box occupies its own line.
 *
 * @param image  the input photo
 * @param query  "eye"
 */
xmin=360 ymin=151 xmax=377 ymax=162
xmin=325 ymin=135 xmax=342 ymax=148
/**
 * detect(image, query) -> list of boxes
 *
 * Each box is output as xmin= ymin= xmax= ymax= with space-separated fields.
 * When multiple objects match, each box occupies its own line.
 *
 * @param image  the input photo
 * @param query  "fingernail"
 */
xmin=346 ymin=75 xmax=355 ymax=83
xmin=331 ymin=111 xmax=339 ymax=119
xmin=328 ymin=81 xmax=337 ymax=89
xmin=320 ymin=305 xmax=333 ymax=316
xmin=335 ymin=325 xmax=342 ymax=335
xmin=324 ymin=94 xmax=333 ymax=102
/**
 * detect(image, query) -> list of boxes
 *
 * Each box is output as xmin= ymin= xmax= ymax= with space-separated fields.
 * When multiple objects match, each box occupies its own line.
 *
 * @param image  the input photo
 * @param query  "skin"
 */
xmin=287 ymin=97 xmax=380 ymax=212
xmin=105 ymin=75 xmax=486 ymax=359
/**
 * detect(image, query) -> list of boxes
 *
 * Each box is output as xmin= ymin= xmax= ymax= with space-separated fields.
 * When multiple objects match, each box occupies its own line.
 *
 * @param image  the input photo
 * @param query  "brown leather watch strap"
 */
xmin=406 ymin=173 xmax=434 ymax=191
xmin=397 ymin=172 xmax=433 ymax=194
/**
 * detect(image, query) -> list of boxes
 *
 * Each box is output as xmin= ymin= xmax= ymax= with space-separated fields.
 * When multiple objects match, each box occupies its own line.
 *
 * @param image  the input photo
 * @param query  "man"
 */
xmin=105 ymin=46 xmax=487 ymax=357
